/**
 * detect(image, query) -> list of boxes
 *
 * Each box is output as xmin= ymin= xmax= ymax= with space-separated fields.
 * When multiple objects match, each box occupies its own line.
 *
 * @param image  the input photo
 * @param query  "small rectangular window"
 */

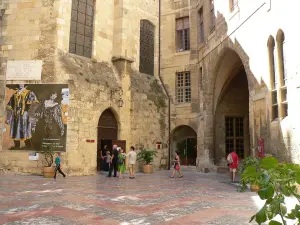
xmin=176 ymin=72 xmax=191 ymax=103
xmin=282 ymin=103 xmax=288 ymax=118
xmin=229 ymin=0 xmax=238 ymax=12
xmin=281 ymin=87 xmax=288 ymax=118
xmin=199 ymin=8 xmax=204 ymax=43
xmin=210 ymin=0 xmax=215 ymax=32
xmin=271 ymin=90 xmax=278 ymax=120
xmin=199 ymin=67 xmax=203 ymax=88
xmin=282 ymin=41 xmax=287 ymax=86
xmin=176 ymin=17 xmax=190 ymax=51
xmin=272 ymin=105 xmax=278 ymax=120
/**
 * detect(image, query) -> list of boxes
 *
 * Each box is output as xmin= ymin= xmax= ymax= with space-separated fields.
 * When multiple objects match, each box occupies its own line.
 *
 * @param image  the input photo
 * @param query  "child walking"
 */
xmin=103 ymin=151 xmax=111 ymax=172
xmin=54 ymin=153 xmax=66 ymax=180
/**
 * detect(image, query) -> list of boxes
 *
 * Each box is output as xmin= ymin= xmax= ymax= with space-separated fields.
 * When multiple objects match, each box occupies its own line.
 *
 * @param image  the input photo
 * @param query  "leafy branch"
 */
xmin=241 ymin=157 xmax=300 ymax=225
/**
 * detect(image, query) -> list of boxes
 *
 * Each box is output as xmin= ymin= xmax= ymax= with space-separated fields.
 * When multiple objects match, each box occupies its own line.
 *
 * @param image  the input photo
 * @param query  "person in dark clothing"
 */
xmin=54 ymin=152 xmax=66 ymax=180
xmin=107 ymin=145 xmax=119 ymax=177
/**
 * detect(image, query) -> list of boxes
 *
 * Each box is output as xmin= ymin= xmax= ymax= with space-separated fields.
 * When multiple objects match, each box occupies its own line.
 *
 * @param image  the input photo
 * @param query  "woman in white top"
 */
xmin=127 ymin=146 xmax=137 ymax=179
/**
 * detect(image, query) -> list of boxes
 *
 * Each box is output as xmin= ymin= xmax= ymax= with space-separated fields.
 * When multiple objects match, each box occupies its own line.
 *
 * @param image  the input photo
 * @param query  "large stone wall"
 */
xmin=161 ymin=0 xmax=300 ymax=169
xmin=0 ymin=0 xmax=168 ymax=175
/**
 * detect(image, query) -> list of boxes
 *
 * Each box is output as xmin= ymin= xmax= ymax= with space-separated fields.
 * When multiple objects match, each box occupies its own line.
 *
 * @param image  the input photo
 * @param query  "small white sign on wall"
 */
xmin=6 ymin=60 xmax=42 ymax=80
xmin=29 ymin=152 xmax=39 ymax=161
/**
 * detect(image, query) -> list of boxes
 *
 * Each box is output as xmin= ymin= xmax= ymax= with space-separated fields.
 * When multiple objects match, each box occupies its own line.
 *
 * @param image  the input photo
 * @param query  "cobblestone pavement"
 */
xmin=0 ymin=170 xmax=258 ymax=225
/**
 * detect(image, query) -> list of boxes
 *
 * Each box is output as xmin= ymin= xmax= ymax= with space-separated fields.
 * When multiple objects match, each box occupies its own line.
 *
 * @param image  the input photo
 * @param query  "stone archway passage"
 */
xmin=97 ymin=109 xmax=118 ymax=171
xmin=172 ymin=125 xmax=197 ymax=166
xmin=214 ymin=62 xmax=250 ymax=165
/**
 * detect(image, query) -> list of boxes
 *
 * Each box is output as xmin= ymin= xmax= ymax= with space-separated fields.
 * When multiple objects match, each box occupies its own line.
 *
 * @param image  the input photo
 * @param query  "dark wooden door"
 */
xmin=112 ymin=140 xmax=126 ymax=153
xmin=97 ymin=109 xmax=118 ymax=171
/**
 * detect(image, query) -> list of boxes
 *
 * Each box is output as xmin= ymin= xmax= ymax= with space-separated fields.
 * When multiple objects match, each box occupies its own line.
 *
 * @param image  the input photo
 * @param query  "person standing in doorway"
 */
xmin=108 ymin=145 xmax=119 ymax=177
xmin=54 ymin=152 xmax=66 ymax=180
xmin=227 ymin=149 xmax=239 ymax=183
xmin=102 ymin=150 xmax=111 ymax=172
xmin=127 ymin=146 xmax=137 ymax=179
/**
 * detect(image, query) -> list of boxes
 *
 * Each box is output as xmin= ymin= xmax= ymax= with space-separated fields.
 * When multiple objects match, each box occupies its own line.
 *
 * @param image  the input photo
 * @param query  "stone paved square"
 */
xmin=0 ymin=170 xmax=259 ymax=225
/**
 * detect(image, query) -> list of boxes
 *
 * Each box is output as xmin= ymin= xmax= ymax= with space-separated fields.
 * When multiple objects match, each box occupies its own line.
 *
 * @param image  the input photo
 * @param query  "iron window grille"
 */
xmin=69 ymin=0 xmax=94 ymax=58
xmin=139 ymin=20 xmax=155 ymax=76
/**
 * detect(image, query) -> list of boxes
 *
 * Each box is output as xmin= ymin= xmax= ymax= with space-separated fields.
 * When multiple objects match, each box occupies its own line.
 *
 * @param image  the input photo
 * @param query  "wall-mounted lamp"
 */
xmin=111 ymin=88 xmax=124 ymax=107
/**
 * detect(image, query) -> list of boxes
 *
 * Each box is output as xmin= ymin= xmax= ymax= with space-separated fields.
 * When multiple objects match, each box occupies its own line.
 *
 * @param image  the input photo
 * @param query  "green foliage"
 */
xmin=240 ymin=156 xmax=300 ymax=225
xmin=38 ymin=146 xmax=55 ymax=167
xmin=237 ymin=157 xmax=261 ymax=192
xmin=137 ymin=149 xmax=157 ymax=165
xmin=238 ymin=156 xmax=260 ymax=174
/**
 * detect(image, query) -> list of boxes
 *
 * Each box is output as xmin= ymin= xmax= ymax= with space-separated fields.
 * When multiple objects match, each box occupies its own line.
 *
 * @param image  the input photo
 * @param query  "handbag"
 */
xmin=175 ymin=164 xmax=180 ymax=170
xmin=118 ymin=158 xmax=124 ymax=164
xmin=227 ymin=153 xmax=233 ymax=164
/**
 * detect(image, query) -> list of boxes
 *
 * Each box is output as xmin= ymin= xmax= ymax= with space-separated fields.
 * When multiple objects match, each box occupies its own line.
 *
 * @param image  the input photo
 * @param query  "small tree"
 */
xmin=38 ymin=146 xmax=55 ymax=167
xmin=137 ymin=149 xmax=157 ymax=165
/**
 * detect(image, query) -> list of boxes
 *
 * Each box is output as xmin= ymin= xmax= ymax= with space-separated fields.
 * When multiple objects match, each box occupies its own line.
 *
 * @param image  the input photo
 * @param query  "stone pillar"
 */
xmin=196 ymin=114 xmax=215 ymax=171
xmin=112 ymin=56 xmax=134 ymax=153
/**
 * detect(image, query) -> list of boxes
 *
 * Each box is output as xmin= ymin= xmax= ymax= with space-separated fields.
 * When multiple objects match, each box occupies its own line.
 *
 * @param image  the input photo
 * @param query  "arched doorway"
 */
xmin=97 ymin=109 xmax=118 ymax=171
xmin=172 ymin=125 xmax=197 ymax=166
xmin=213 ymin=49 xmax=250 ymax=164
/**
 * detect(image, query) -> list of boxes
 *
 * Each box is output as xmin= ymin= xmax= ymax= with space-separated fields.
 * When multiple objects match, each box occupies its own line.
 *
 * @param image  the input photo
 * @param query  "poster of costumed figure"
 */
xmin=4 ymin=84 xmax=69 ymax=151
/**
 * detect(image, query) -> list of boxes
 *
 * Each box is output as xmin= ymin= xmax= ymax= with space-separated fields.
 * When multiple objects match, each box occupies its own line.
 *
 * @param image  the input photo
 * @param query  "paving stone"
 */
xmin=0 ymin=170 xmax=258 ymax=225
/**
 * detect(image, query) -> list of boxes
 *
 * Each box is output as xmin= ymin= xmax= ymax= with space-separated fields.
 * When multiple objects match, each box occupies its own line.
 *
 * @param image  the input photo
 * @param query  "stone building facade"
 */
xmin=1 ymin=0 xmax=300 ymax=175
xmin=161 ymin=0 xmax=300 ymax=170
xmin=0 ymin=0 xmax=169 ymax=175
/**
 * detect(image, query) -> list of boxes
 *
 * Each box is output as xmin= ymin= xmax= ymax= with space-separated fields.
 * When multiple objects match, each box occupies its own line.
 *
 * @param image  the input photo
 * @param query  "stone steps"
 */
xmin=180 ymin=166 xmax=197 ymax=171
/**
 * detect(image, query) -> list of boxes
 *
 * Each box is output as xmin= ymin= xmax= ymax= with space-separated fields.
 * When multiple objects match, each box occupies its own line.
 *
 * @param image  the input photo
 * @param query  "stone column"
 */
xmin=197 ymin=114 xmax=215 ymax=171
xmin=112 ymin=56 xmax=134 ymax=153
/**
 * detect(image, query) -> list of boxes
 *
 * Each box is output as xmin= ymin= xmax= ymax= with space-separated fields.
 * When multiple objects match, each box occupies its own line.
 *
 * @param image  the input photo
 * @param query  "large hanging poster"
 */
xmin=4 ymin=84 xmax=69 ymax=151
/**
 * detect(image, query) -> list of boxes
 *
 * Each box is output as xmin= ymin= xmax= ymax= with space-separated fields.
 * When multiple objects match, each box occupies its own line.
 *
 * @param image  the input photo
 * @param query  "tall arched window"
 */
xmin=139 ymin=20 xmax=155 ymax=76
xmin=276 ymin=29 xmax=288 ymax=118
xmin=69 ymin=0 xmax=94 ymax=58
xmin=267 ymin=35 xmax=278 ymax=120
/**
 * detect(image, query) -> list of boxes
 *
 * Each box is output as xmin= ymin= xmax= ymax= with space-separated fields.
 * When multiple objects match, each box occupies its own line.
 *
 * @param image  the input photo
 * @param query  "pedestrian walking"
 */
xmin=227 ymin=149 xmax=239 ymax=183
xmin=127 ymin=146 xmax=137 ymax=179
xmin=108 ymin=145 xmax=119 ymax=177
xmin=170 ymin=151 xmax=183 ymax=178
xmin=118 ymin=148 xmax=126 ymax=179
xmin=54 ymin=152 xmax=66 ymax=180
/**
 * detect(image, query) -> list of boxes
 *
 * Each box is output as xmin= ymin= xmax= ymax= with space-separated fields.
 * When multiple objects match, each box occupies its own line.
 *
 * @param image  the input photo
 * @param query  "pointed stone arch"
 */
xmin=97 ymin=108 xmax=120 ymax=171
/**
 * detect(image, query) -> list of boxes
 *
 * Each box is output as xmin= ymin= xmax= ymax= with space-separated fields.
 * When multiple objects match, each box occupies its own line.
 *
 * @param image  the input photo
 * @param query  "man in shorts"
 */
xmin=227 ymin=149 xmax=239 ymax=183
xmin=127 ymin=146 xmax=137 ymax=179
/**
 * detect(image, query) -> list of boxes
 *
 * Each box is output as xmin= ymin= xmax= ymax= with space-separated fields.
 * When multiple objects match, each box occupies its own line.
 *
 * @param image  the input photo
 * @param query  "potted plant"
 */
xmin=39 ymin=146 xmax=55 ymax=178
xmin=137 ymin=149 xmax=157 ymax=173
